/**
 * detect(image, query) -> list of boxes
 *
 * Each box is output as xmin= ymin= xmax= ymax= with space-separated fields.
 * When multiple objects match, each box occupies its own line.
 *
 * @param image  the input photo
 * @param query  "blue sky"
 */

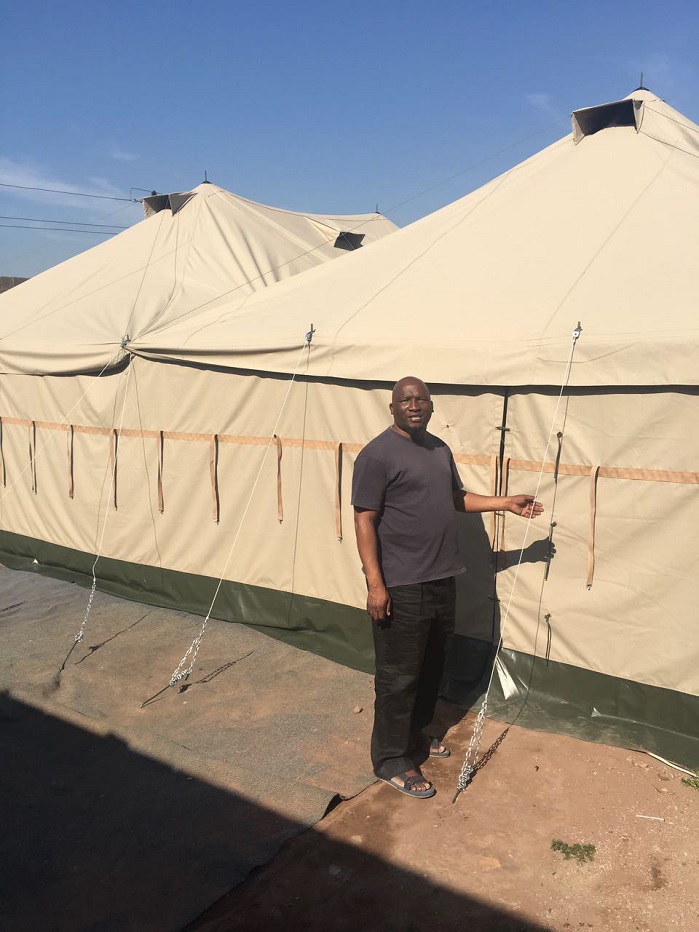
xmin=2 ymin=0 xmax=698 ymax=276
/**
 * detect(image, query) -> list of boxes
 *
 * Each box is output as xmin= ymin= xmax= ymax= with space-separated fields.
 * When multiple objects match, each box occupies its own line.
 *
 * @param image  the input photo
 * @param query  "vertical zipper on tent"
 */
xmin=156 ymin=430 xmax=165 ymax=514
xmin=210 ymin=434 xmax=220 ymax=523
xmin=274 ymin=434 xmax=283 ymax=523
xmin=28 ymin=421 xmax=37 ymax=494
xmin=67 ymin=425 xmax=75 ymax=499
xmin=109 ymin=429 xmax=119 ymax=510
xmin=335 ymin=442 xmax=343 ymax=541
xmin=586 ymin=465 xmax=600 ymax=588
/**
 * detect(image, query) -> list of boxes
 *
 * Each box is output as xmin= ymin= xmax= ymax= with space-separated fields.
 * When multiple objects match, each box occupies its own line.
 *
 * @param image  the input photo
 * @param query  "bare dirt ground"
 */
xmin=190 ymin=708 xmax=699 ymax=932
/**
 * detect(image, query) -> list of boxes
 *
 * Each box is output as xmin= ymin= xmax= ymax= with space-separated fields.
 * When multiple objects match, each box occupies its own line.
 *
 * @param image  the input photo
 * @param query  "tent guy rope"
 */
xmin=453 ymin=321 xmax=583 ymax=803
xmin=49 ymin=362 xmax=134 ymax=689
xmin=46 ymin=219 xmax=164 ymax=687
xmin=141 ymin=327 xmax=316 ymax=707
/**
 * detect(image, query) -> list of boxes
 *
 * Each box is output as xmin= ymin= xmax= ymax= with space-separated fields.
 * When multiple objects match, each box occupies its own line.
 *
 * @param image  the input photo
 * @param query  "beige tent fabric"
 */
xmin=0 ymin=366 xmax=500 ymax=613
xmin=494 ymin=388 xmax=699 ymax=696
xmin=1 ymin=361 xmax=696 ymax=698
xmin=0 ymin=183 xmax=397 ymax=375
xmin=130 ymin=91 xmax=699 ymax=388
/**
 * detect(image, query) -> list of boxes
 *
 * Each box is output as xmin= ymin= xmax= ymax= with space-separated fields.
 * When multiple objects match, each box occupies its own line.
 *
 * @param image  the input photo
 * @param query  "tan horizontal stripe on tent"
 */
xmin=506 ymin=459 xmax=698 ymax=485
xmin=1 ymin=417 xmax=697 ymax=485
xmin=454 ymin=453 xmax=492 ymax=466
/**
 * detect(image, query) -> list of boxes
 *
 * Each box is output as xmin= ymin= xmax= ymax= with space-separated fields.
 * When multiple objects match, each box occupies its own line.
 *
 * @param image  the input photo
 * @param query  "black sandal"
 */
xmin=429 ymin=738 xmax=451 ymax=758
xmin=379 ymin=771 xmax=436 ymax=798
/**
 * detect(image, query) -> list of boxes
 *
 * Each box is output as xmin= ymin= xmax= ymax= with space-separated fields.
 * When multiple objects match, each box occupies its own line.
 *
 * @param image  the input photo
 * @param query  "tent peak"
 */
xmin=623 ymin=86 xmax=660 ymax=101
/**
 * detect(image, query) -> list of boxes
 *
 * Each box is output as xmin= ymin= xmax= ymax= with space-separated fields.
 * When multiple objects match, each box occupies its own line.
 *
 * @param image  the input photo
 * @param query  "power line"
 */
xmin=0 ymin=214 xmax=128 ymax=229
xmin=0 ymin=224 xmax=115 ymax=235
xmin=0 ymin=181 xmax=136 ymax=202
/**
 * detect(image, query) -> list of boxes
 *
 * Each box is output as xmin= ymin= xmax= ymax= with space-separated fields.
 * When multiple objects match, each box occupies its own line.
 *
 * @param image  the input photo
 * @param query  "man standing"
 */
xmin=352 ymin=377 xmax=543 ymax=798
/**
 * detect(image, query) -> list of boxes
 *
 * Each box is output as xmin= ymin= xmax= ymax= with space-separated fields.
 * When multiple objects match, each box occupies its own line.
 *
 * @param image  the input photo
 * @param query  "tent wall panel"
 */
xmin=0 ymin=363 xmax=506 ymax=613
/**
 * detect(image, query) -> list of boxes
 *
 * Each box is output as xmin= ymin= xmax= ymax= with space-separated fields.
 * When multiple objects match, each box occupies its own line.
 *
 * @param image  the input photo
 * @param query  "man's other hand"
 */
xmin=367 ymin=584 xmax=392 ymax=622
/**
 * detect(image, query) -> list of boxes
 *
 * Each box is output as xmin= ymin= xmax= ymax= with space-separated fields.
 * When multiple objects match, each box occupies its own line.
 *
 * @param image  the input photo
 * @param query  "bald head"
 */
xmin=390 ymin=377 xmax=433 ymax=437
xmin=391 ymin=376 xmax=431 ymax=405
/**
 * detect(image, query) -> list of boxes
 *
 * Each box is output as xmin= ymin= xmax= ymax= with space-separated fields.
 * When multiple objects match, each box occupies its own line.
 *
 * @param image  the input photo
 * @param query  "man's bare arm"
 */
xmin=353 ymin=507 xmax=392 ymax=622
xmin=454 ymin=491 xmax=544 ymax=519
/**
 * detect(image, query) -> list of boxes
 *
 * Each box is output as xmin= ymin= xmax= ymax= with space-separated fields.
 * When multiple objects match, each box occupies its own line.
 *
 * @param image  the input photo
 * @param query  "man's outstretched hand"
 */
xmin=506 ymin=494 xmax=544 ymax=519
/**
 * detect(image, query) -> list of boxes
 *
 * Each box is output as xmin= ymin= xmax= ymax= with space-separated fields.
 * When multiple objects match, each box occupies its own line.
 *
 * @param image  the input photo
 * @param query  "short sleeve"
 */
xmin=450 ymin=453 xmax=465 ymax=494
xmin=351 ymin=453 xmax=388 ymax=511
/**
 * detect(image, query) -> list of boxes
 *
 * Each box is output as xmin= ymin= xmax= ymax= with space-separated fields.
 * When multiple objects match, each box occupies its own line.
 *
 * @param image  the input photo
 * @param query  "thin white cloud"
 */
xmin=0 ymin=158 xmax=126 ymax=211
xmin=525 ymin=92 xmax=559 ymax=120
xmin=110 ymin=147 xmax=139 ymax=163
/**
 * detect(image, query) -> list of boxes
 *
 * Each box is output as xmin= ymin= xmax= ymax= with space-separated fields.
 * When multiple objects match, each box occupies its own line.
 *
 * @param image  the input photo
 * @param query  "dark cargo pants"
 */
xmin=370 ymin=576 xmax=455 ymax=780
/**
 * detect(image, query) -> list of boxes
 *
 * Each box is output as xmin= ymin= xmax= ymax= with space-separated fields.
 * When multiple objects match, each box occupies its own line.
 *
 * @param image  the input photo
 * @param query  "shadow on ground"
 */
xmin=2 ymin=690 xmax=548 ymax=932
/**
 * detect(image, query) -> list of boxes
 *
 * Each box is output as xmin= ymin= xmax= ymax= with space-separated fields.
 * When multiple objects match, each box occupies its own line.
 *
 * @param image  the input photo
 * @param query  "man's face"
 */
xmin=390 ymin=379 xmax=433 ymax=436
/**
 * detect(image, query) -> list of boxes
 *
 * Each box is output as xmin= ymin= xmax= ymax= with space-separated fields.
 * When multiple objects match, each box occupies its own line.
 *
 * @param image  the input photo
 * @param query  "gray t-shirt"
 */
xmin=351 ymin=427 xmax=465 ymax=588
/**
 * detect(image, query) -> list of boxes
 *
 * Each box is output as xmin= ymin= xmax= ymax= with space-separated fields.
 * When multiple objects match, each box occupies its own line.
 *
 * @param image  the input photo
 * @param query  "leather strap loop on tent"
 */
xmin=587 ymin=465 xmax=601 ymax=589
xmin=274 ymin=435 xmax=283 ymax=523
xmin=499 ymin=456 xmax=511 ymax=551
xmin=157 ymin=430 xmax=165 ymax=514
xmin=28 ymin=421 xmax=37 ymax=494
xmin=335 ymin=442 xmax=343 ymax=541
xmin=67 ymin=425 xmax=75 ymax=500
xmin=210 ymin=434 xmax=220 ymax=524
xmin=489 ymin=454 xmax=499 ymax=546
xmin=0 ymin=417 xmax=6 ymax=488
xmin=553 ymin=431 xmax=564 ymax=483
xmin=109 ymin=429 xmax=119 ymax=510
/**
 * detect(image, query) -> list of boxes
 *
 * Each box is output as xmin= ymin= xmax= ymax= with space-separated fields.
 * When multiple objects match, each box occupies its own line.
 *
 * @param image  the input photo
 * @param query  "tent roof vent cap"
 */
xmin=334 ymin=231 xmax=365 ymax=251
xmin=143 ymin=191 xmax=197 ymax=218
xmin=571 ymin=97 xmax=645 ymax=144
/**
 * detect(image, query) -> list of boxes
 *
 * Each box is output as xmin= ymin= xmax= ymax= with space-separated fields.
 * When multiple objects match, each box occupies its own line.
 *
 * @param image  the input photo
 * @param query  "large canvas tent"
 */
xmin=1 ymin=90 xmax=697 ymax=769
xmin=0 ymin=182 xmax=396 ymax=373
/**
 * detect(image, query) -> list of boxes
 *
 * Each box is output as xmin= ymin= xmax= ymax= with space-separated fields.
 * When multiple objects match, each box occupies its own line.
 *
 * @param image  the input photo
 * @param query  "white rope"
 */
xmin=455 ymin=323 xmax=583 ymax=795
xmin=73 ymin=362 xmax=133 ymax=644
xmin=168 ymin=334 xmax=313 ymax=687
